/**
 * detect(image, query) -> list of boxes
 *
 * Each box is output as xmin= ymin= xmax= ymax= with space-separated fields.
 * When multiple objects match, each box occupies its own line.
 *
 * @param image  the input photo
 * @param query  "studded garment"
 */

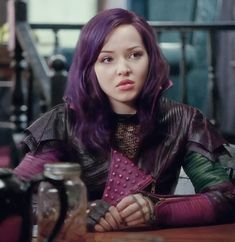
xmin=101 ymin=114 xmax=154 ymax=205
xmin=14 ymin=98 xmax=235 ymax=227
xmin=102 ymin=149 xmax=153 ymax=205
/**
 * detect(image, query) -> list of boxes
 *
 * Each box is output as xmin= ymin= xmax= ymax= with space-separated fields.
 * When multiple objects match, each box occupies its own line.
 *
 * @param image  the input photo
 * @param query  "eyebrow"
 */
xmin=100 ymin=46 xmax=143 ymax=53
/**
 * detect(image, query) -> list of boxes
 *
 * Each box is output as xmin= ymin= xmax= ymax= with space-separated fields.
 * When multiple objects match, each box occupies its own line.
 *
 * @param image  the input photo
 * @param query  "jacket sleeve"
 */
xmin=153 ymin=152 xmax=235 ymax=226
xmin=13 ymin=150 xmax=63 ymax=181
xmin=22 ymin=103 xmax=68 ymax=153
xmin=186 ymin=108 xmax=229 ymax=161
xmin=14 ymin=104 xmax=71 ymax=180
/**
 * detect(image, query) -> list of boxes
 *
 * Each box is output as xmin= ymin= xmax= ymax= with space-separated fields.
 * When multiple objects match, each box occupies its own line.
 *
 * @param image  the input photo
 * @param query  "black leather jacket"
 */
xmin=23 ymin=97 xmax=228 ymax=195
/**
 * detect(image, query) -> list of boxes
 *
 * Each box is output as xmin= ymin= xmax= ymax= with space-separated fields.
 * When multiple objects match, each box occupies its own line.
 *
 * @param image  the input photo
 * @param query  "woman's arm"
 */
xmin=13 ymin=150 xmax=62 ymax=181
xmin=153 ymin=152 xmax=235 ymax=226
xmin=90 ymin=151 xmax=235 ymax=231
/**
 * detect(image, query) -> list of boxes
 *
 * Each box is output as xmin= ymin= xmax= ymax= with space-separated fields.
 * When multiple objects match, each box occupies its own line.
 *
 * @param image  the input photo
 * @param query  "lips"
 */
xmin=117 ymin=79 xmax=134 ymax=87
xmin=117 ymin=80 xmax=135 ymax=91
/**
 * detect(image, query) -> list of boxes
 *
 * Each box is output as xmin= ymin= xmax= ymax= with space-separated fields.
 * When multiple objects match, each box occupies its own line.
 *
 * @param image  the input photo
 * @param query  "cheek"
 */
xmin=138 ymin=61 xmax=149 ymax=80
xmin=94 ymin=67 xmax=105 ymax=90
xmin=94 ymin=70 xmax=110 ymax=93
xmin=95 ymin=65 xmax=112 ymax=81
xmin=95 ymin=69 xmax=114 ymax=90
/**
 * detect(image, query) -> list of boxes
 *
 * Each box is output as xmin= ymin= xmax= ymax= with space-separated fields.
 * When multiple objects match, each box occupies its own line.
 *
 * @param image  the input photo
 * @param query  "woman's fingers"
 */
xmin=103 ymin=211 xmax=119 ymax=230
xmin=117 ymin=193 xmax=145 ymax=216
xmin=94 ymin=194 xmax=154 ymax=231
xmin=125 ymin=209 xmax=145 ymax=223
xmin=98 ymin=217 xmax=113 ymax=231
xmin=118 ymin=201 xmax=140 ymax=218
xmin=116 ymin=195 xmax=134 ymax=211
xmin=95 ymin=206 xmax=124 ymax=231
xmin=94 ymin=223 xmax=105 ymax=232
xmin=116 ymin=193 xmax=152 ymax=225
xmin=126 ymin=217 xmax=145 ymax=226
xmin=108 ymin=206 xmax=124 ymax=228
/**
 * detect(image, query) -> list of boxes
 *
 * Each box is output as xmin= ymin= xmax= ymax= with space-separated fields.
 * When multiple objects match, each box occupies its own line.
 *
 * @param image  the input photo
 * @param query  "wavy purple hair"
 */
xmin=64 ymin=8 xmax=169 ymax=155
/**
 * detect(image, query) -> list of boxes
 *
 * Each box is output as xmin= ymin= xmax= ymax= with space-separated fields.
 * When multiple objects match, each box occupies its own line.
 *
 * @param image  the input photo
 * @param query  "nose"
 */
xmin=117 ymin=59 xmax=131 ymax=76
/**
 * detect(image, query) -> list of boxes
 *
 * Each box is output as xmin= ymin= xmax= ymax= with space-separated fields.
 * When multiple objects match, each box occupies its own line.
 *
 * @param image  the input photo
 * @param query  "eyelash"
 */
xmin=101 ymin=57 xmax=113 ymax=63
xmin=130 ymin=51 xmax=143 ymax=59
xmin=99 ymin=51 xmax=144 ymax=63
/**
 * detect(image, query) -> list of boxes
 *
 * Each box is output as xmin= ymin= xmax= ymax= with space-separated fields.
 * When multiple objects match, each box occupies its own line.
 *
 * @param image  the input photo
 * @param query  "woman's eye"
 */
xmin=130 ymin=51 xmax=143 ymax=59
xmin=101 ymin=57 xmax=113 ymax=63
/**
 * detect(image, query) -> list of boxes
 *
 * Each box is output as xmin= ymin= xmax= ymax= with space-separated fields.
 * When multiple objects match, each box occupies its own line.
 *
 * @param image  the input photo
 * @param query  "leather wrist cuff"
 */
xmin=87 ymin=200 xmax=110 ymax=232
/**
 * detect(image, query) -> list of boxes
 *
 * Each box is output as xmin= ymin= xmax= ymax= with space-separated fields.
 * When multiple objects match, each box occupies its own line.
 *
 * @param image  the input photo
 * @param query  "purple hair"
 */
xmin=64 ymin=8 xmax=169 ymax=155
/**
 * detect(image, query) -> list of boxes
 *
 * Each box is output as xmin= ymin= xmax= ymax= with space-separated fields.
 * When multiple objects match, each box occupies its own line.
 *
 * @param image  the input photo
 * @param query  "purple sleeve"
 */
xmin=13 ymin=150 xmax=62 ymax=181
xmin=154 ymin=182 xmax=235 ymax=226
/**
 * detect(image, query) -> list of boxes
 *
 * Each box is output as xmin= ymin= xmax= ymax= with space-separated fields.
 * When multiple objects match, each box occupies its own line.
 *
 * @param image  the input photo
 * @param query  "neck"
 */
xmin=111 ymin=102 xmax=136 ymax=115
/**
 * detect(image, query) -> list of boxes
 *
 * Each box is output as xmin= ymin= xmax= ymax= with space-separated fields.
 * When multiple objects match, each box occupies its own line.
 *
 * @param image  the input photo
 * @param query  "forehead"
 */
xmin=101 ymin=24 xmax=144 ymax=49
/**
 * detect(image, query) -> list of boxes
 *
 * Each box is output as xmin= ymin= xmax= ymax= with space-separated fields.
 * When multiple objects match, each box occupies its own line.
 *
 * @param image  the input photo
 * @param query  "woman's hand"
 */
xmin=89 ymin=193 xmax=155 ymax=232
xmin=94 ymin=205 xmax=124 ymax=232
xmin=116 ymin=193 xmax=155 ymax=227
xmin=86 ymin=200 xmax=110 ymax=232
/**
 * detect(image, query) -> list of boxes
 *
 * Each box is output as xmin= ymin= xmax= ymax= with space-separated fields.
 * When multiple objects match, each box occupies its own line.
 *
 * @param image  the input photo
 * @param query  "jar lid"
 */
xmin=44 ymin=163 xmax=81 ymax=177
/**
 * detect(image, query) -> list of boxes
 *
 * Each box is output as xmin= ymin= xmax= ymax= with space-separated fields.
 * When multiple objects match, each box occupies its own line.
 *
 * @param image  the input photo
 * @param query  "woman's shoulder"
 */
xmin=25 ymin=103 xmax=76 ymax=145
xmin=158 ymin=97 xmax=228 ymax=160
xmin=158 ymin=96 xmax=221 ymax=137
xmin=158 ymin=97 xmax=200 ymax=123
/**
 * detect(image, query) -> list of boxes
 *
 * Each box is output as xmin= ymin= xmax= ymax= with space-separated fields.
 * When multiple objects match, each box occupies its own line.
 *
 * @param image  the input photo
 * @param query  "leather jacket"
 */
xmin=18 ymin=97 xmax=235 ymax=226
xmin=22 ymin=97 xmax=228 ymax=194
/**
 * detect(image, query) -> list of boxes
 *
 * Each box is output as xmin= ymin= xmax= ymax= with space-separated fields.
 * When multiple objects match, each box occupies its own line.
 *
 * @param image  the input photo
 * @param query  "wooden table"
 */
xmin=34 ymin=223 xmax=235 ymax=242
xmin=86 ymin=223 xmax=235 ymax=242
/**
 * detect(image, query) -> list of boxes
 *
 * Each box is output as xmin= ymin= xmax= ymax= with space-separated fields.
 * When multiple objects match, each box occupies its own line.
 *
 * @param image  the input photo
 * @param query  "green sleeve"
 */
xmin=183 ymin=151 xmax=230 ymax=193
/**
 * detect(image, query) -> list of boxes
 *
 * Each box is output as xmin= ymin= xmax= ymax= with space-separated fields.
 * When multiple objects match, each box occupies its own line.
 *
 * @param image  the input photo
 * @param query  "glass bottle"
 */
xmin=37 ymin=163 xmax=87 ymax=242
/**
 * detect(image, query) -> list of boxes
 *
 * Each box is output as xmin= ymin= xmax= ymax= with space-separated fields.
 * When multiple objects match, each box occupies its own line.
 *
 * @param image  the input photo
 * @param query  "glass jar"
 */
xmin=37 ymin=163 xmax=87 ymax=242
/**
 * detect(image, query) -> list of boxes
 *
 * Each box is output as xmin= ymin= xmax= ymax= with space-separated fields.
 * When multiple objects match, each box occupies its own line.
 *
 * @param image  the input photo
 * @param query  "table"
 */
xmin=87 ymin=223 xmax=235 ymax=242
xmin=34 ymin=223 xmax=235 ymax=242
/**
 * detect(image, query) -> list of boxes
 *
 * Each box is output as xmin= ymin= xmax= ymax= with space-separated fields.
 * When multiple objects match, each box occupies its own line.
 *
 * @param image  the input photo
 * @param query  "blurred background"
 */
xmin=0 ymin=0 xmax=235 ymax=168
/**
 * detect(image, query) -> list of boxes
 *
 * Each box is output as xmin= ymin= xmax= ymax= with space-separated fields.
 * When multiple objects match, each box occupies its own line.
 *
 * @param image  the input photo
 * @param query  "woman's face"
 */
xmin=94 ymin=24 xmax=149 ymax=114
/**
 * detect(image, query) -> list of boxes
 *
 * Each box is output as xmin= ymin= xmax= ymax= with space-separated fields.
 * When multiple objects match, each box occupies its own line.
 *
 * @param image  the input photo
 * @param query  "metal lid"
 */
xmin=44 ymin=163 xmax=81 ymax=177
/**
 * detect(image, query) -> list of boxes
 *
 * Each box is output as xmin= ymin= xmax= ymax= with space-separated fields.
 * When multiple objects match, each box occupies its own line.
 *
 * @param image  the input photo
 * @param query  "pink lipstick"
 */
xmin=117 ymin=80 xmax=135 ymax=90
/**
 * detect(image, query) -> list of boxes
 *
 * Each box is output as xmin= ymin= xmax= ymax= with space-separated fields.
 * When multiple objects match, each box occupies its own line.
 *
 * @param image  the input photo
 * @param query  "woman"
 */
xmin=14 ymin=8 xmax=235 ymax=232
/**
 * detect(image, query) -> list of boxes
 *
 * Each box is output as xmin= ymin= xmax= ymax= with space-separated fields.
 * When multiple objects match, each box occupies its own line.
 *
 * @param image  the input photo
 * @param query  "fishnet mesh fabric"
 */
xmin=113 ymin=121 xmax=140 ymax=161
